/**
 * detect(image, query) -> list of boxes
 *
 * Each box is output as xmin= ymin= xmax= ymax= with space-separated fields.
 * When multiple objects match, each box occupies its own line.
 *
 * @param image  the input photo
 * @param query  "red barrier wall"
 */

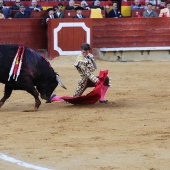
xmin=1 ymin=18 xmax=170 ymax=60
xmin=48 ymin=18 xmax=170 ymax=59
xmin=0 ymin=19 xmax=47 ymax=50
xmin=92 ymin=18 xmax=170 ymax=48
xmin=48 ymin=19 xmax=93 ymax=59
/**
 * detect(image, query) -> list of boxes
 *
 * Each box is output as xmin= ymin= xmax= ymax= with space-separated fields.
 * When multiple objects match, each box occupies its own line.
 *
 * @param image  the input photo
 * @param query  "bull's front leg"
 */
xmin=22 ymin=77 xmax=41 ymax=109
xmin=34 ymin=93 xmax=41 ymax=110
xmin=26 ymin=87 xmax=41 ymax=109
xmin=0 ymin=84 xmax=13 ymax=108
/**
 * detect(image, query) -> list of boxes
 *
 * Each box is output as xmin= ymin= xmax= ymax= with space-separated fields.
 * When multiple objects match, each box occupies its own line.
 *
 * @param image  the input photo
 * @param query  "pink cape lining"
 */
xmin=60 ymin=70 xmax=108 ymax=104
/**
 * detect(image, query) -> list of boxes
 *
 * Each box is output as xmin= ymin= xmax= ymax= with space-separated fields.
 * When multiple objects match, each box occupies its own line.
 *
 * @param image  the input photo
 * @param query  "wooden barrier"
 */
xmin=48 ymin=19 xmax=93 ymax=59
xmin=1 ymin=18 xmax=170 ymax=59
xmin=92 ymin=18 xmax=170 ymax=48
xmin=0 ymin=19 xmax=47 ymax=50
xmin=30 ymin=10 xmax=47 ymax=18
xmin=48 ymin=18 xmax=170 ymax=59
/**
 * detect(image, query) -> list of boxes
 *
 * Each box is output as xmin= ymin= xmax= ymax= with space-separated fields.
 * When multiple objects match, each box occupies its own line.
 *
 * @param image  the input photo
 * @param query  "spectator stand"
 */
xmin=4 ymin=0 xmax=161 ymax=18
xmin=5 ymin=1 xmax=113 ymax=10
xmin=2 ymin=0 xmax=169 ymax=61
xmin=121 ymin=0 xmax=160 ymax=17
xmin=4 ymin=1 xmax=112 ymax=18
xmin=64 ymin=10 xmax=105 ymax=18
xmin=131 ymin=9 xmax=160 ymax=17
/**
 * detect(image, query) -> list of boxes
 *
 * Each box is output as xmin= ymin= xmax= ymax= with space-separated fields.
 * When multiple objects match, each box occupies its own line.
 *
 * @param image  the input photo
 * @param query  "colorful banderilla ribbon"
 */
xmin=8 ymin=45 xmax=25 ymax=81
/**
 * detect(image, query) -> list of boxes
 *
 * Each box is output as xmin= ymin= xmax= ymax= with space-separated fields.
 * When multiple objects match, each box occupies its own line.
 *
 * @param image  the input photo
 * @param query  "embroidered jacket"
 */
xmin=74 ymin=53 xmax=98 ymax=83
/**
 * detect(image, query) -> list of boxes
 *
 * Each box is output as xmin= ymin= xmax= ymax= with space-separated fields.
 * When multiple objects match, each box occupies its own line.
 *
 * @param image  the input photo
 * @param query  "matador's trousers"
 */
xmin=73 ymin=76 xmax=110 ymax=97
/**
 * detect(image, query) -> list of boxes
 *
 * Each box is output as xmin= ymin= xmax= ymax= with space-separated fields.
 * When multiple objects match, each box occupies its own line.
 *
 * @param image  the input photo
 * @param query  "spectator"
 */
xmin=73 ymin=6 xmax=86 ymax=18
xmin=144 ymin=0 xmax=150 ymax=10
xmin=11 ymin=0 xmax=23 ymax=10
xmin=90 ymin=0 xmax=104 ymax=10
xmin=65 ymin=0 xmax=76 ymax=10
xmin=53 ymin=6 xmax=64 ymax=18
xmin=131 ymin=0 xmax=144 ymax=10
xmin=109 ymin=2 xmax=123 ymax=18
xmin=80 ymin=1 xmax=90 ymax=10
xmin=26 ymin=0 xmax=43 ymax=15
xmin=42 ymin=8 xmax=57 ymax=27
xmin=0 ymin=11 xmax=4 ymax=19
xmin=58 ymin=3 xmax=64 ymax=12
xmin=159 ymin=0 xmax=166 ymax=9
xmin=14 ymin=4 xmax=30 ymax=18
xmin=0 ymin=0 xmax=12 ymax=18
xmin=143 ymin=3 xmax=158 ymax=17
xmin=159 ymin=1 xmax=170 ymax=17
xmin=105 ymin=5 xmax=110 ymax=18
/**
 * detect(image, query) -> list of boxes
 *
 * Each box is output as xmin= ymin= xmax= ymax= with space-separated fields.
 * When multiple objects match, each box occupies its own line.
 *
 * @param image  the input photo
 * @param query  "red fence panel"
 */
xmin=47 ymin=19 xmax=93 ymax=59
xmin=0 ymin=19 xmax=47 ymax=50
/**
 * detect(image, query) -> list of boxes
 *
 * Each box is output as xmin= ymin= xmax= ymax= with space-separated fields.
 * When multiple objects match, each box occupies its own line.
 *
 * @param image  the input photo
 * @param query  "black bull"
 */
xmin=0 ymin=45 xmax=66 ymax=109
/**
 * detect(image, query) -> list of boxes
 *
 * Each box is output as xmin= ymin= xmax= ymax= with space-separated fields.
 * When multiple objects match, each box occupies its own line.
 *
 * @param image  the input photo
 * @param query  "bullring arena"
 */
xmin=0 ymin=55 xmax=170 ymax=170
xmin=0 ymin=0 xmax=170 ymax=169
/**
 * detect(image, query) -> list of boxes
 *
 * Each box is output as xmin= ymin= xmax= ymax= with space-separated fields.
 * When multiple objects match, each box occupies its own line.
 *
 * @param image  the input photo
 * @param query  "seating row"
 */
xmin=121 ymin=0 xmax=160 ymax=17
xmin=0 ymin=10 xmax=105 ymax=18
xmin=5 ymin=1 xmax=113 ymax=9
xmin=0 ymin=9 xmax=162 ymax=18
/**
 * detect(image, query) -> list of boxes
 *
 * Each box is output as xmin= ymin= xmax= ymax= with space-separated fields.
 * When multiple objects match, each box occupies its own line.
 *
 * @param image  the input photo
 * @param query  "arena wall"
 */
xmin=1 ymin=18 xmax=170 ymax=60
xmin=47 ymin=18 xmax=170 ymax=59
xmin=0 ymin=19 xmax=47 ymax=51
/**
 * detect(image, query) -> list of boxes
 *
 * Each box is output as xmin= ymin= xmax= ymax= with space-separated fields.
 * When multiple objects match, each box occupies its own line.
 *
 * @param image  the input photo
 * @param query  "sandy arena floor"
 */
xmin=0 ymin=56 xmax=170 ymax=170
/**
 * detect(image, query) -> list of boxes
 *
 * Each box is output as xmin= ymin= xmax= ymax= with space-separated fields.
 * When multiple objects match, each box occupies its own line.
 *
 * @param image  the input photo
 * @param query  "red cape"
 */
xmin=61 ymin=70 xmax=108 ymax=104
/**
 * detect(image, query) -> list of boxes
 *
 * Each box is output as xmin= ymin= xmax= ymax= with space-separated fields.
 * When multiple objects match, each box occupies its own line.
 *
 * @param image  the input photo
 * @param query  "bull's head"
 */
xmin=36 ymin=73 xmax=66 ymax=101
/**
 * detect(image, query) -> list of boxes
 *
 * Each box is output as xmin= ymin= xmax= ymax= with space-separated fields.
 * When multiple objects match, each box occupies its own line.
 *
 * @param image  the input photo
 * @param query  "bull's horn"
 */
xmin=56 ymin=75 xmax=67 ymax=89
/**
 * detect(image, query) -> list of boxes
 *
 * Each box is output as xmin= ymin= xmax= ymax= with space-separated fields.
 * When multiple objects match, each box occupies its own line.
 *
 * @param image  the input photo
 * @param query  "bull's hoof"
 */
xmin=35 ymin=101 xmax=41 ymax=109
xmin=0 ymin=101 xmax=4 ymax=108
